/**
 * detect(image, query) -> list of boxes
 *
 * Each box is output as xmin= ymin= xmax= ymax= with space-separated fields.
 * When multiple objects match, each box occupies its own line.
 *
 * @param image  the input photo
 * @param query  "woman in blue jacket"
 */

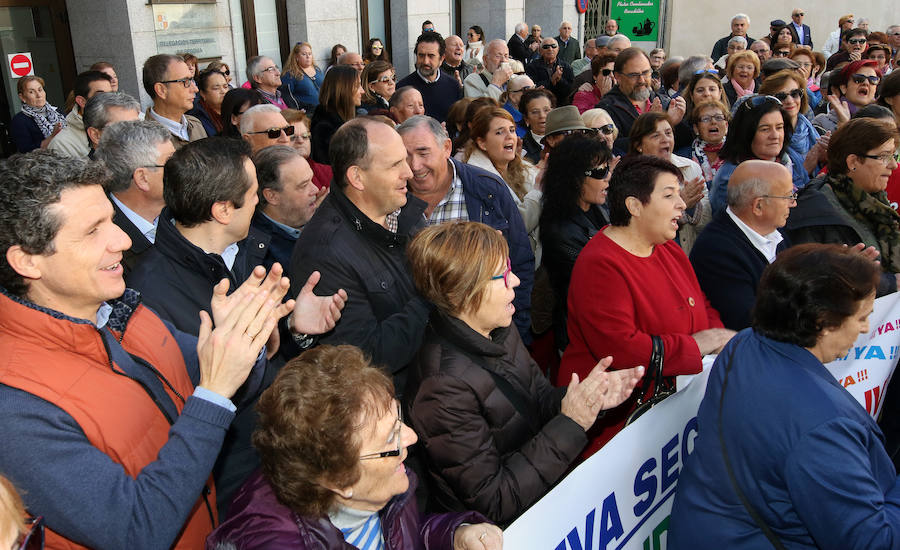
xmin=280 ymin=41 xmax=324 ymax=111
xmin=669 ymin=244 xmax=900 ymax=549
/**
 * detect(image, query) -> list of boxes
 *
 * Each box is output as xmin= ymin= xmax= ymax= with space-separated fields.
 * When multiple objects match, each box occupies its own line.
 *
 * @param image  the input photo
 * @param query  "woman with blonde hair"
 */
xmin=722 ymin=50 xmax=761 ymax=105
xmin=310 ymin=65 xmax=364 ymax=164
xmin=280 ymin=41 xmax=324 ymax=111
xmin=465 ymin=107 xmax=541 ymax=259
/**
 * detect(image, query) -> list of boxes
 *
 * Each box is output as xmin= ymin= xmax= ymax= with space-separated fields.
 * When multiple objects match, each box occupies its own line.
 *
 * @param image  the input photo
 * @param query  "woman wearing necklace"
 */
xmin=10 ymin=75 xmax=66 ymax=153
xmin=280 ymin=42 xmax=325 ymax=112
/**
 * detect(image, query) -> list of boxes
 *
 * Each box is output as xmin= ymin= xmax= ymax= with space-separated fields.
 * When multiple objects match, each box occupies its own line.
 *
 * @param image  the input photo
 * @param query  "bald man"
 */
xmin=690 ymin=160 xmax=794 ymax=330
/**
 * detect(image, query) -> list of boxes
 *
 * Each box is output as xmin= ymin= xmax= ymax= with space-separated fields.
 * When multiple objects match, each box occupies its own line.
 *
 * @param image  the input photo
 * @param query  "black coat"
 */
xmin=522 ymin=131 xmax=541 ymax=165
xmin=525 ymin=58 xmax=574 ymax=105
xmin=689 ymin=210 xmax=789 ymax=331
xmin=406 ymin=310 xmax=585 ymax=526
xmin=539 ymin=205 xmax=608 ymax=351
xmin=595 ymin=85 xmax=671 ymax=151
xmin=507 ymin=34 xmax=530 ymax=64
xmin=288 ymin=184 xmax=430 ymax=393
xmin=110 ymin=194 xmax=154 ymax=278
xmin=711 ymin=34 xmax=755 ymax=60
xmin=310 ymin=106 xmax=345 ymax=165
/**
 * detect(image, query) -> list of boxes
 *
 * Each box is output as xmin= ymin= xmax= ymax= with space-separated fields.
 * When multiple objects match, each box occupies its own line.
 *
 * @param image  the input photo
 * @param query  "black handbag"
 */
xmin=624 ymin=335 xmax=674 ymax=426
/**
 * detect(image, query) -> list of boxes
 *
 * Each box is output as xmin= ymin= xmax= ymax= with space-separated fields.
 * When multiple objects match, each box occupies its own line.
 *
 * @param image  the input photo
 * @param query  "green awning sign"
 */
xmin=609 ymin=0 xmax=660 ymax=42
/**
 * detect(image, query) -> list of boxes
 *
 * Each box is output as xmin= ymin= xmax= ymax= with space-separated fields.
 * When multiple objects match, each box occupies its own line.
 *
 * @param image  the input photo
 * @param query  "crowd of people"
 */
xmin=3 ymin=7 xmax=900 ymax=549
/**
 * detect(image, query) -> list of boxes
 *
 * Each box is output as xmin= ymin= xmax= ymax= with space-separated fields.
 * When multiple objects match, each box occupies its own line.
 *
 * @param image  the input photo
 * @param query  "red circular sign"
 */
xmin=10 ymin=54 xmax=31 ymax=77
xmin=576 ymin=0 xmax=588 ymax=14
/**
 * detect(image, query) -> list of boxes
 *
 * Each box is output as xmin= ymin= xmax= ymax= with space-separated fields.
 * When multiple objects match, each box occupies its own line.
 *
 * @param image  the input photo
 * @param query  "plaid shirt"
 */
xmin=426 ymin=161 xmax=468 ymax=225
xmin=384 ymin=209 xmax=401 ymax=233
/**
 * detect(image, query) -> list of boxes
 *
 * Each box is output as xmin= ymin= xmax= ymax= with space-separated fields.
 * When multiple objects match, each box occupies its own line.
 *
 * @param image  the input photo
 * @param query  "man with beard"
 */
xmin=596 ymin=47 xmax=686 ymax=150
xmin=440 ymin=35 xmax=472 ymax=86
xmin=396 ymin=31 xmax=462 ymax=122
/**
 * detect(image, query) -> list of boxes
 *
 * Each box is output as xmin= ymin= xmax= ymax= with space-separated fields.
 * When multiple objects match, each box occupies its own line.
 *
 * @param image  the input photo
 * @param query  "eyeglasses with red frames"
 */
xmin=490 ymin=258 xmax=513 ymax=288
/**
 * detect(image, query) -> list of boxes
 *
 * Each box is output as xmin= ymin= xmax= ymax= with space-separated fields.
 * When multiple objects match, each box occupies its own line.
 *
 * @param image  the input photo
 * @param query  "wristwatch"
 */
xmin=286 ymin=311 xmax=316 ymax=349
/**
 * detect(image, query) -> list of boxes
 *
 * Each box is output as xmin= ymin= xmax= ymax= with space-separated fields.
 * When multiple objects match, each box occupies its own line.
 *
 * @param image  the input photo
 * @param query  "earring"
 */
xmin=852 ymin=167 xmax=857 ymax=171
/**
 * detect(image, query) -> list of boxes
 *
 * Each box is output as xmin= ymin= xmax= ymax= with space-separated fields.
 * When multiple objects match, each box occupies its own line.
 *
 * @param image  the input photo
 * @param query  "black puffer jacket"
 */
xmin=406 ymin=310 xmax=586 ymax=526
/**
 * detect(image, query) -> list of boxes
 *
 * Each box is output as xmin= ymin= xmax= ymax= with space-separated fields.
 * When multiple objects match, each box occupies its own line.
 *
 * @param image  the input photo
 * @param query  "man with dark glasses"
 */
xmin=240 ymin=104 xmax=293 ymax=152
xmin=826 ymin=27 xmax=869 ymax=70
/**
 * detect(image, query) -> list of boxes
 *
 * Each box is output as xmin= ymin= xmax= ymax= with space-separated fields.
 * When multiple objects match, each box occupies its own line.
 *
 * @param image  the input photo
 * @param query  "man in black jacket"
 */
xmin=289 ymin=118 xmax=429 ymax=394
xmin=596 ymin=47 xmax=685 ymax=151
xmin=711 ymin=13 xmax=754 ymax=61
xmin=96 ymin=119 xmax=175 ymax=276
xmin=690 ymin=161 xmax=793 ymax=331
xmin=525 ymin=37 xmax=575 ymax=105
xmin=508 ymin=22 xmax=531 ymax=64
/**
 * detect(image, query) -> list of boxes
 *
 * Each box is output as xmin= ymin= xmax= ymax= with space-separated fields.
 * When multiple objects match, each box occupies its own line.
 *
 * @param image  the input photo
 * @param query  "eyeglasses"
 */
xmin=159 ymin=77 xmax=195 ymax=88
xmin=372 ymin=45 xmax=383 ymax=50
xmin=698 ymin=114 xmax=727 ymax=123
xmin=741 ymin=94 xmax=782 ymax=112
xmin=848 ymin=38 xmax=867 ymax=45
xmin=601 ymin=68 xmax=614 ymax=77
xmin=862 ymin=152 xmax=899 ymax=165
xmin=850 ymin=74 xmax=881 ymax=85
xmin=541 ymin=43 xmax=559 ymax=49
xmin=793 ymin=12 xmax=804 ymax=16
xmin=370 ymin=74 xmax=397 ymax=84
xmin=18 ymin=516 xmax=44 ymax=550
xmin=890 ymin=32 xmax=900 ymax=37
xmin=795 ymin=61 xmax=813 ymax=68
xmin=619 ymin=69 xmax=653 ymax=80
xmin=509 ymin=85 xmax=533 ymax=94
xmin=761 ymin=192 xmax=798 ymax=202
xmin=218 ymin=69 xmax=231 ymax=76
xmin=360 ymin=402 xmax=403 ymax=460
xmin=553 ymin=128 xmax=597 ymax=139
xmin=490 ymin=258 xmax=513 ymax=288
xmin=772 ymin=88 xmax=804 ymax=102
xmin=584 ymin=165 xmax=610 ymax=179
xmin=246 ymin=125 xmax=295 ymax=139
xmin=291 ymin=131 xmax=311 ymax=142
xmin=261 ymin=65 xmax=281 ymax=74
xmin=596 ymin=124 xmax=616 ymax=135
xmin=141 ymin=164 xmax=166 ymax=169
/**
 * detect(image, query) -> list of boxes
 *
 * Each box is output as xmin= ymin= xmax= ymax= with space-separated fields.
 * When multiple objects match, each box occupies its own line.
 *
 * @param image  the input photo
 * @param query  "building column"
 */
xmin=285 ymin=0 xmax=362 ymax=71
xmin=524 ymin=0 xmax=581 ymax=45
xmin=389 ymin=0 xmax=452 ymax=77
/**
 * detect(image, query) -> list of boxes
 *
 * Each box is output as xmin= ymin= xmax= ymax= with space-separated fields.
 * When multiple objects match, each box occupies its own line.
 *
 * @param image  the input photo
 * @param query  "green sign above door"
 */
xmin=609 ymin=0 xmax=660 ymax=42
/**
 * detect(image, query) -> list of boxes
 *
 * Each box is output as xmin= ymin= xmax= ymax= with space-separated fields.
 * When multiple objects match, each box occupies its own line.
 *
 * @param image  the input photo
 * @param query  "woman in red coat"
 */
xmin=557 ymin=155 xmax=736 ymax=457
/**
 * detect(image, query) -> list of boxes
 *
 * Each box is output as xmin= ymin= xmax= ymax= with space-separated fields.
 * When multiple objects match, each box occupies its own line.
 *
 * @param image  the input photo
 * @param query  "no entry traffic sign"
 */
xmin=8 ymin=53 xmax=34 ymax=78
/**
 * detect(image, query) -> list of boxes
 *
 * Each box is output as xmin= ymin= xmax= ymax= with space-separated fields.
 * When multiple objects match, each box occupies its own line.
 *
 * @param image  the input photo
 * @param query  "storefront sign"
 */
xmin=153 ymin=3 xmax=221 ymax=59
xmin=609 ymin=0 xmax=660 ymax=42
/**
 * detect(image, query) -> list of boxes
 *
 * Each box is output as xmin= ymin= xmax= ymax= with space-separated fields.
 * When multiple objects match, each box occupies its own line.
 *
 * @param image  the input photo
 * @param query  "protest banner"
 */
xmin=825 ymin=291 xmax=900 ymax=418
xmin=503 ymin=293 xmax=900 ymax=549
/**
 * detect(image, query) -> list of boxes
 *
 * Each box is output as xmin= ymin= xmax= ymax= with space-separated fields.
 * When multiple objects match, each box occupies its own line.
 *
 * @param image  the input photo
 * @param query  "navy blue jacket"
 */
xmin=595 ymin=85 xmax=671 ymax=151
xmin=670 ymin=329 xmax=900 ymax=549
xmin=109 ymin=194 xmax=154 ymax=278
xmin=453 ymin=158 xmax=535 ymax=344
xmin=689 ymin=210 xmax=789 ymax=331
xmin=250 ymin=210 xmax=298 ymax=271
xmin=396 ymin=71 xmax=462 ymax=123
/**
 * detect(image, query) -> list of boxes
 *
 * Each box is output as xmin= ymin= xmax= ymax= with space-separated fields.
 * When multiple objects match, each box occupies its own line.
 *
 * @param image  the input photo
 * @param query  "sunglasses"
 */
xmin=18 ymin=516 xmax=44 ymax=550
xmin=247 ymin=125 xmax=295 ymax=139
xmin=742 ymin=94 xmax=782 ymax=112
xmin=601 ymin=68 xmax=614 ymax=76
xmin=370 ymin=74 xmax=397 ymax=84
xmin=596 ymin=124 xmax=616 ymax=135
xmin=541 ymin=43 xmax=559 ymax=49
xmin=850 ymin=73 xmax=880 ymax=85
xmin=218 ymin=69 xmax=231 ymax=76
xmin=584 ymin=165 xmax=610 ymax=179
xmin=509 ymin=85 xmax=534 ymax=93
xmin=772 ymin=88 xmax=804 ymax=102
xmin=490 ymin=258 xmax=514 ymax=288
xmin=694 ymin=69 xmax=721 ymax=77
xmin=848 ymin=38 xmax=867 ymax=45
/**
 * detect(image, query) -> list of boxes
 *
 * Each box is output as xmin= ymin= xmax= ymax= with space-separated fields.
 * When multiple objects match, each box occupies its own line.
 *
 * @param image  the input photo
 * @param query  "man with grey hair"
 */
xmin=463 ymin=39 xmax=513 ymax=101
xmin=96 ymin=119 xmax=175 ymax=274
xmin=712 ymin=13 xmax=754 ymax=61
xmin=508 ymin=22 xmax=531 ymax=64
xmin=572 ymin=37 xmax=599 ymax=75
xmin=677 ymin=55 xmax=716 ymax=92
xmin=555 ymin=20 xmax=581 ymax=65
xmin=142 ymin=53 xmax=207 ymax=147
xmin=715 ymin=36 xmax=748 ymax=70
xmin=250 ymin=145 xmax=318 ymax=269
xmin=240 ymin=104 xmax=292 ymax=152
xmin=604 ymin=18 xmax=619 ymax=37
xmin=750 ymin=40 xmax=772 ymax=62
xmin=246 ymin=55 xmax=286 ymax=109
xmin=887 ymin=24 xmax=900 ymax=57
xmin=690 ymin=160 xmax=794 ymax=330
xmin=397 ymin=114 xmax=534 ymax=343
xmin=606 ymin=34 xmax=632 ymax=56
xmin=82 ymin=91 xmax=141 ymax=158
xmin=441 ymin=34 xmax=471 ymax=85
xmin=338 ymin=51 xmax=366 ymax=74
xmin=525 ymin=37 xmax=575 ymax=103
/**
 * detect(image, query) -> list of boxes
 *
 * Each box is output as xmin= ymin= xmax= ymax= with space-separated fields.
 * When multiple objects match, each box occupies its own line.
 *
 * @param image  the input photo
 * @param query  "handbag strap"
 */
xmin=485 ymin=368 xmax=542 ymax=433
xmin=635 ymin=335 xmax=665 ymax=404
xmin=717 ymin=347 xmax=786 ymax=550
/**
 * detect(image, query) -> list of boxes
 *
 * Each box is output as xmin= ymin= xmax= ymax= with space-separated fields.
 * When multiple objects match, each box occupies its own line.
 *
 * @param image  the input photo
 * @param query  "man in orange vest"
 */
xmin=0 ymin=150 xmax=346 ymax=549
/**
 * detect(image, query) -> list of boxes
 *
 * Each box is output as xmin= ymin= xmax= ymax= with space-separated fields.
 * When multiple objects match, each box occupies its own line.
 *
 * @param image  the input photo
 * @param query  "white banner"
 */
xmin=504 ymin=294 xmax=900 ymax=549
xmin=825 ymin=292 xmax=900 ymax=418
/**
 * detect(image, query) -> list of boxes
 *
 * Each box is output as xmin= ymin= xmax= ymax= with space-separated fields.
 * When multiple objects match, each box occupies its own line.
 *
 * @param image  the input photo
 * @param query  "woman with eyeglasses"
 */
xmin=722 ymin=51 xmax=761 ymax=105
xmin=669 ymin=244 xmax=900 ymax=549
xmin=812 ymin=60 xmax=881 ymax=134
xmin=186 ymin=69 xmax=228 ymax=136
xmin=559 ymin=155 xmax=733 ymax=458
xmin=207 ymin=345 xmax=503 ymax=549
xmin=310 ymin=66 xmax=364 ymax=165
xmin=280 ymin=42 xmax=324 ymax=112
xmin=205 ymin=60 xmax=234 ymax=88
xmin=760 ymin=69 xmax=829 ymax=176
xmin=582 ymin=108 xmax=620 ymax=154
xmin=629 ymin=112 xmax=709 ymax=254
xmin=364 ymin=37 xmax=390 ymax=64
xmin=464 ymin=26 xmax=485 ymax=68
xmin=709 ymin=94 xmax=810 ymax=214
xmin=677 ymin=100 xmax=730 ymax=188
xmin=785 ymin=118 xmax=900 ymax=296
xmin=465 ymin=107 xmax=541 ymax=259
xmin=405 ymin=222 xmax=642 ymax=525
xmin=539 ymin=135 xmax=614 ymax=352
xmin=360 ymin=60 xmax=396 ymax=115
xmin=789 ymin=48 xmax=821 ymax=110
xmin=572 ymin=53 xmax=617 ymax=114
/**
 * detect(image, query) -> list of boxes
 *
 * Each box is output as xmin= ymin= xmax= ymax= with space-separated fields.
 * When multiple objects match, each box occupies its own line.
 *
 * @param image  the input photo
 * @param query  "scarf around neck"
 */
xmin=828 ymin=171 xmax=900 ymax=273
xmin=691 ymin=138 xmax=725 ymax=183
xmin=21 ymin=103 xmax=67 ymax=138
